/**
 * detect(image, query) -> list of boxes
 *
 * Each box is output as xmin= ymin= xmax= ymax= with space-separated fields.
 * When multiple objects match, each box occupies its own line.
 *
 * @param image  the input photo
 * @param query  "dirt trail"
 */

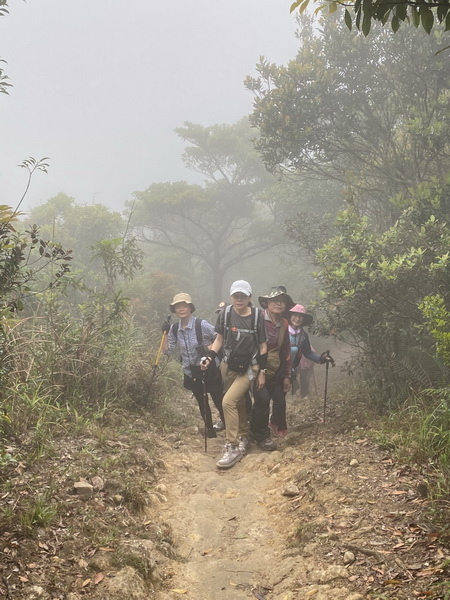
xmin=154 ymin=434 xmax=291 ymax=600
xmin=152 ymin=393 xmax=449 ymax=600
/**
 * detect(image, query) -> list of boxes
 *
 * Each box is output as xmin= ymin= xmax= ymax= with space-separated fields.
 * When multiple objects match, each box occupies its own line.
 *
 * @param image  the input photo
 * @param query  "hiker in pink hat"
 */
xmin=287 ymin=304 xmax=334 ymax=409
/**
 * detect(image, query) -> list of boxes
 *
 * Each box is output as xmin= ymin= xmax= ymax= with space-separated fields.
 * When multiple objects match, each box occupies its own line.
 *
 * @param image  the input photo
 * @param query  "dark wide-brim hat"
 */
xmin=170 ymin=292 xmax=196 ymax=313
xmin=258 ymin=286 xmax=294 ymax=310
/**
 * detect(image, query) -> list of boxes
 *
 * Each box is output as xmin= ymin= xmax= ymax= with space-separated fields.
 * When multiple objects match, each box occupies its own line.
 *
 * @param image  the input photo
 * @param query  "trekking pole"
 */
xmin=312 ymin=368 xmax=318 ymax=397
xmin=322 ymin=350 xmax=335 ymax=424
xmin=150 ymin=314 xmax=171 ymax=386
xmin=202 ymin=371 xmax=208 ymax=453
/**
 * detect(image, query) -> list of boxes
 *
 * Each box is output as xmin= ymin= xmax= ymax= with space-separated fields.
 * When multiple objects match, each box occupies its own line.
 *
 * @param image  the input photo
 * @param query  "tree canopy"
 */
xmin=247 ymin=19 xmax=450 ymax=230
xmin=290 ymin=0 xmax=450 ymax=36
xmin=247 ymin=16 xmax=450 ymax=395
xmin=130 ymin=119 xmax=292 ymax=302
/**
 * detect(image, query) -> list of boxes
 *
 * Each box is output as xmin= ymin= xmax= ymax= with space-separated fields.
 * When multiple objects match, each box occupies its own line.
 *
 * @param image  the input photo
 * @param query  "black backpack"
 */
xmin=171 ymin=317 xmax=204 ymax=346
xmin=223 ymin=304 xmax=260 ymax=347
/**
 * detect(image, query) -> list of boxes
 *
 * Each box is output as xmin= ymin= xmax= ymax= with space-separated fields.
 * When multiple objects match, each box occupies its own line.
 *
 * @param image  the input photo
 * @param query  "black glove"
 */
xmin=161 ymin=322 xmax=170 ymax=334
xmin=319 ymin=351 xmax=335 ymax=365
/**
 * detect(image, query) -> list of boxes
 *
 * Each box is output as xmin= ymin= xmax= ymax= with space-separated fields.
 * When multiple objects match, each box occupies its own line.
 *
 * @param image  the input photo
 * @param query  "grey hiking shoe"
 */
xmin=213 ymin=419 xmax=225 ymax=433
xmin=258 ymin=437 xmax=277 ymax=452
xmin=216 ymin=443 xmax=242 ymax=469
xmin=238 ymin=436 xmax=250 ymax=456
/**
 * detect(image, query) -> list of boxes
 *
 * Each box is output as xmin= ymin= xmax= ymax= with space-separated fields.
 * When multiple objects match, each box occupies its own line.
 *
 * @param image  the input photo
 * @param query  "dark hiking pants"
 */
xmin=250 ymin=376 xmax=286 ymax=442
xmin=184 ymin=374 xmax=224 ymax=430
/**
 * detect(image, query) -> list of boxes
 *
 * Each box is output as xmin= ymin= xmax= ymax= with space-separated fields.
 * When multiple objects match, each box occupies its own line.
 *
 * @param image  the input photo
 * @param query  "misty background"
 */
xmin=1 ymin=0 xmax=298 ymax=212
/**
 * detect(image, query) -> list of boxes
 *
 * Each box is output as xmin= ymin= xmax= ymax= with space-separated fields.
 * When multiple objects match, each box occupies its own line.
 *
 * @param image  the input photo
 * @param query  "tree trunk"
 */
xmin=212 ymin=268 xmax=224 ymax=305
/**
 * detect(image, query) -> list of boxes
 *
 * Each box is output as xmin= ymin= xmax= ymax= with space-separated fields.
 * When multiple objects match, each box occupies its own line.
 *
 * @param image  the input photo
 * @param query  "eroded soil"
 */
xmin=152 ymin=396 xmax=450 ymax=600
xmin=1 ymin=380 xmax=450 ymax=600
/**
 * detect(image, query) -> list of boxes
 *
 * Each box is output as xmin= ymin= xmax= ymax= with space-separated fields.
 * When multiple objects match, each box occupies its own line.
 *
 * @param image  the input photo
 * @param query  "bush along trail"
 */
xmin=1 ymin=391 xmax=450 ymax=600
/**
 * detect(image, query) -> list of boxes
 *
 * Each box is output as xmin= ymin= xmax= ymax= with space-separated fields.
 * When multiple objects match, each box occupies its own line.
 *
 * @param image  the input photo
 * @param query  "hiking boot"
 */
xmin=238 ymin=436 xmax=250 ymax=456
xmin=207 ymin=428 xmax=217 ymax=438
xmin=258 ymin=437 xmax=277 ymax=452
xmin=269 ymin=422 xmax=278 ymax=436
xmin=216 ymin=443 xmax=242 ymax=469
xmin=213 ymin=419 xmax=225 ymax=433
xmin=277 ymin=429 xmax=288 ymax=438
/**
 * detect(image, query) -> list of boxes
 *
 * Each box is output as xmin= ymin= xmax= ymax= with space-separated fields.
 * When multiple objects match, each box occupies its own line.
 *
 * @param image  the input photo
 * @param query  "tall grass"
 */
xmin=0 ymin=292 xmax=180 ymax=443
xmin=378 ymin=387 xmax=450 ymax=498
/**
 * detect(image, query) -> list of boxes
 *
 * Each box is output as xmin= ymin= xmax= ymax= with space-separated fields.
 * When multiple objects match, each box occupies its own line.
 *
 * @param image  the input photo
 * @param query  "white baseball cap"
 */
xmin=229 ymin=280 xmax=252 ymax=296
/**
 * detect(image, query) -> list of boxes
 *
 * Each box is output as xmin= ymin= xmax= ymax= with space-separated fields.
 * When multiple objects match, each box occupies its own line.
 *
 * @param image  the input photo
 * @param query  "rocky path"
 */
xmin=152 ymin=399 xmax=449 ymax=600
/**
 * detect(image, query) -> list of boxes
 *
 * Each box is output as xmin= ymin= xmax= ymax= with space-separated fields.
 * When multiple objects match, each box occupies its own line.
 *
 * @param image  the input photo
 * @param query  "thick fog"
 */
xmin=1 ymin=0 xmax=298 ymax=212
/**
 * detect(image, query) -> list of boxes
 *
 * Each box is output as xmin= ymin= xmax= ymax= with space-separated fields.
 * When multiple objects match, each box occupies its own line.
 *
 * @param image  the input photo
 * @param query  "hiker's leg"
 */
xmin=207 ymin=378 xmax=225 ymax=423
xmin=300 ymin=366 xmax=313 ymax=398
xmin=245 ymin=389 xmax=253 ymax=422
xmin=250 ymin=383 xmax=272 ymax=443
xmin=271 ymin=381 xmax=288 ymax=432
xmin=190 ymin=382 xmax=214 ymax=430
xmin=221 ymin=363 xmax=250 ymax=446
xmin=235 ymin=365 xmax=259 ymax=438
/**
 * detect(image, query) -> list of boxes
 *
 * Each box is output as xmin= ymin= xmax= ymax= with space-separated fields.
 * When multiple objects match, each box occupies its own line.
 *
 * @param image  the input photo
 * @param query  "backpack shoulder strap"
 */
xmin=195 ymin=317 xmax=203 ymax=346
xmin=224 ymin=305 xmax=232 ymax=346
xmin=172 ymin=321 xmax=179 ymax=338
xmin=251 ymin=306 xmax=259 ymax=341
xmin=277 ymin=318 xmax=287 ymax=348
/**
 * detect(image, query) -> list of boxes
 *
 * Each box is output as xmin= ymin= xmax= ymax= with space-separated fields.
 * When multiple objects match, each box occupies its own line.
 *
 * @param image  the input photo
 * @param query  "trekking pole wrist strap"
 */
xmin=257 ymin=353 xmax=268 ymax=369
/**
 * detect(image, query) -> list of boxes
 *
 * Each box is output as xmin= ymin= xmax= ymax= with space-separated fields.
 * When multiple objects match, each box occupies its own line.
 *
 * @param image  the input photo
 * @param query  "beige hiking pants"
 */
xmin=220 ymin=363 xmax=259 ymax=446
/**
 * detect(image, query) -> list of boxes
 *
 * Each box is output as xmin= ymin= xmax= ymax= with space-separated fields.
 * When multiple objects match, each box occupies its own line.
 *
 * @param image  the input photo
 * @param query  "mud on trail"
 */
xmin=152 ymin=395 xmax=450 ymax=600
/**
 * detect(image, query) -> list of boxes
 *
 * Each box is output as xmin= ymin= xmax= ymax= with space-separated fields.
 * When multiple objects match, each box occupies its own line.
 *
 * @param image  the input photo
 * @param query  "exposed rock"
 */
xmin=281 ymin=447 xmax=298 ymax=461
xmin=97 ymin=566 xmax=148 ymax=600
xmin=336 ymin=506 xmax=360 ymax=518
xmin=302 ymin=542 xmax=320 ymax=557
xmin=293 ymin=468 xmax=310 ymax=483
xmin=269 ymin=463 xmax=281 ymax=475
xmin=115 ymin=539 xmax=157 ymax=583
xmin=89 ymin=549 xmax=114 ymax=572
xmin=73 ymin=480 xmax=94 ymax=498
xmin=282 ymin=547 xmax=302 ymax=558
xmin=91 ymin=475 xmax=105 ymax=490
xmin=186 ymin=425 xmax=200 ymax=435
xmin=349 ymin=458 xmax=359 ymax=467
xmin=286 ymin=586 xmax=363 ymax=600
xmin=308 ymin=565 xmax=348 ymax=584
xmin=22 ymin=586 xmax=51 ymax=600
xmin=343 ymin=550 xmax=355 ymax=564
xmin=282 ymin=482 xmax=300 ymax=497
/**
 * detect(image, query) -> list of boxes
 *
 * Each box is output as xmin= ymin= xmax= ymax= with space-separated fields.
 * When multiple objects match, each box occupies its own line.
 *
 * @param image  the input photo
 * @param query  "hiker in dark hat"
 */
xmin=162 ymin=292 xmax=225 ymax=437
xmin=249 ymin=286 xmax=294 ymax=451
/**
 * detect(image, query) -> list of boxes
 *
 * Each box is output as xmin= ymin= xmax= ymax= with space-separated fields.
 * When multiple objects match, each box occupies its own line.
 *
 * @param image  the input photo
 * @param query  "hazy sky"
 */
xmin=1 ymin=0 xmax=298 ymax=214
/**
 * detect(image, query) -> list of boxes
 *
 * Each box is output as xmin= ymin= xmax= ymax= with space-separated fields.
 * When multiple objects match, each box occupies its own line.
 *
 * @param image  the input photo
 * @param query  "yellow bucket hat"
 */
xmin=170 ymin=292 xmax=196 ymax=313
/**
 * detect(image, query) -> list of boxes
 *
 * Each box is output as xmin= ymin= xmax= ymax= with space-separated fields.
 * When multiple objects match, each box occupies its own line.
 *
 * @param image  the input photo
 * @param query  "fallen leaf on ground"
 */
xmin=170 ymin=589 xmax=187 ymax=594
xmin=94 ymin=573 xmax=104 ymax=585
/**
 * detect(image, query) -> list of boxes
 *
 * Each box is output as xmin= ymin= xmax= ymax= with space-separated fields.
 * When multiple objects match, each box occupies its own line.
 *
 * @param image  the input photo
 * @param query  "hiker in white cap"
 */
xmin=201 ymin=280 xmax=267 ymax=469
